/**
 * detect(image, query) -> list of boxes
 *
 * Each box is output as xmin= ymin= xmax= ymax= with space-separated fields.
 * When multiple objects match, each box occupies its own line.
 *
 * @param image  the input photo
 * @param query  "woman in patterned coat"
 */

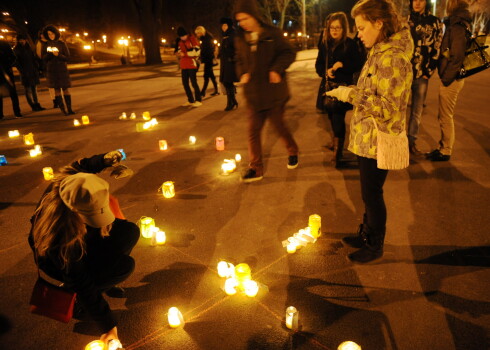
xmin=326 ymin=0 xmax=413 ymax=263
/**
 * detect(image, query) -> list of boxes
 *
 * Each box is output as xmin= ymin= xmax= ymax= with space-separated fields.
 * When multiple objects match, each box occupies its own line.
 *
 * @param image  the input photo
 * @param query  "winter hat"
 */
xmin=234 ymin=0 xmax=263 ymax=22
xmin=220 ymin=17 xmax=234 ymax=27
xmin=60 ymin=173 xmax=115 ymax=228
xmin=177 ymin=27 xmax=188 ymax=37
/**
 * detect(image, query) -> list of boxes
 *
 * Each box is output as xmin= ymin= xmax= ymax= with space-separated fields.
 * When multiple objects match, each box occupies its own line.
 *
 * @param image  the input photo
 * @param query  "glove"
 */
xmin=324 ymin=86 xmax=353 ymax=103
xmin=110 ymin=164 xmax=134 ymax=179
xmin=104 ymin=150 xmax=123 ymax=166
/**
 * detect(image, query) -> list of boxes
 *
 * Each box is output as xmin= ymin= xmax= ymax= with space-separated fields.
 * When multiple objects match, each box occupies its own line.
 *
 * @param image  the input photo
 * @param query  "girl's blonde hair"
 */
xmin=351 ymin=0 xmax=401 ymax=44
xmin=195 ymin=26 xmax=206 ymax=37
xmin=32 ymin=165 xmax=111 ymax=268
xmin=321 ymin=12 xmax=350 ymax=45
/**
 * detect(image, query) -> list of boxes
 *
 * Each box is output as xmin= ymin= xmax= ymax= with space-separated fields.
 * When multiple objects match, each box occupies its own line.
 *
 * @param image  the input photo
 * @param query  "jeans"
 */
xmin=181 ymin=69 xmax=201 ymax=103
xmin=408 ymin=77 xmax=429 ymax=142
xmin=358 ymin=156 xmax=388 ymax=237
xmin=247 ymin=104 xmax=299 ymax=175
xmin=437 ymin=79 xmax=464 ymax=155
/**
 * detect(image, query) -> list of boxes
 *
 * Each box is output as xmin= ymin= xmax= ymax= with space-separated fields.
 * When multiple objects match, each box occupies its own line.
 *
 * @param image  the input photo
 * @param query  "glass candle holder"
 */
xmin=221 ymin=159 xmax=236 ymax=175
xmin=224 ymin=277 xmax=238 ymax=295
xmin=142 ymin=111 xmax=151 ymax=120
xmin=286 ymin=243 xmax=297 ymax=254
xmin=85 ymin=340 xmax=105 ymax=350
xmin=189 ymin=136 xmax=196 ymax=145
xmin=107 ymin=339 xmax=123 ymax=350
xmin=337 ymin=341 xmax=362 ymax=350
xmin=24 ymin=133 xmax=35 ymax=145
xmin=42 ymin=167 xmax=54 ymax=180
xmin=215 ymin=136 xmax=225 ymax=151
xmin=308 ymin=214 xmax=322 ymax=238
xmin=0 ymin=155 xmax=7 ymax=166
xmin=235 ymin=154 xmax=241 ymax=162
xmin=135 ymin=122 xmax=145 ymax=132
xmin=235 ymin=263 xmax=251 ymax=286
xmin=243 ymin=280 xmax=259 ymax=297
xmin=73 ymin=119 xmax=81 ymax=126
xmin=285 ymin=306 xmax=299 ymax=330
xmin=139 ymin=216 xmax=156 ymax=238
xmin=81 ymin=115 xmax=90 ymax=125
xmin=151 ymin=228 xmax=166 ymax=246
xmin=217 ymin=261 xmax=235 ymax=278
xmin=159 ymin=140 xmax=168 ymax=150
xmin=8 ymin=130 xmax=20 ymax=138
xmin=168 ymin=307 xmax=184 ymax=328
xmin=161 ymin=181 xmax=175 ymax=198
xmin=119 ymin=112 xmax=127 ymax=120
xmin=130 ymin=112 xmax=137 ymax=119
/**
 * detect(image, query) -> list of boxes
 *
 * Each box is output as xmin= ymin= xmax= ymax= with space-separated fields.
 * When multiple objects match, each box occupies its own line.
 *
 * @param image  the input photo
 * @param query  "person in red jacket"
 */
xmin=176 ymin=27 xmax=202 ymax=107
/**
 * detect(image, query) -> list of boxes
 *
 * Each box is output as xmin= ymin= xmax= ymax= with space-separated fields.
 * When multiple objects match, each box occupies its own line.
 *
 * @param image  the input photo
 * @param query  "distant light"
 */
xmin=0 ymin=35 xmax=4 ymax=39
xmin=137 ymin=38 xmax=142 ymax=42
xmin=59 ymin=28 xmax=65 ymax=32
xmin=2 ymin=12 xmax=10 ymax=16
xmin=76 ymin=33 xmax=80 ymax=37
xmin=25 ymin=21 xmax=28 ymax=24
xmin=297 ymin=32 xmax=302 ymax=37
xmin=127 ymin=35 xmax=131 ymax=38
xmin=102 ymin=35 xmax=106 ymax=39
xmin=161 ymin=38 xmax=166 ymax=43
xmin=83 ymin=45 xmax=92 ymax=50
xmin=213 ymin=39 xmax=217 ymax=44
xmin=283 ymin=32 xmax=288 ymax=37
xmin=96 ymin=39 xmax=100 ymax=43
xmin=84 ymin=32 xmax=88 ymax=36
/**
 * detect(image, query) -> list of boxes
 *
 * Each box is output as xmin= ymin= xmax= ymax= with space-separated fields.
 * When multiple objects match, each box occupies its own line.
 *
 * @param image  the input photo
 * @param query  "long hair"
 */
xmin=351 ymin=0 xmax=401 ymax=44
xmin=321 ymin=12 xmax=350 ymax=45
xmin=445 ymin=0 xmax=469 ymax=16
xmin=409 ymin=0 xmax=431 ymax=13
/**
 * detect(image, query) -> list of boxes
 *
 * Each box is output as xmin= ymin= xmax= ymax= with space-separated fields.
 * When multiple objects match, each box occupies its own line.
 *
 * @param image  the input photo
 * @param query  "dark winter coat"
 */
xmin=14 ymin=42 xmax=41 ymax=86
xmin=408 ymin=10 xmax=443 ymax=79
xmin=315 ymin=36 xmax=362 ymax=110
xmin=0 ymin=40 xmax=16 ymax=80
xmin=219 ymin=27 xmax=238 ymax=83
xmin=199 ymin=32 xmax=215 ymax=64
xmin=438 ymin=6 xmax=472 ymax=86
xmin=42 ymin=25 xmax=71 ymax=89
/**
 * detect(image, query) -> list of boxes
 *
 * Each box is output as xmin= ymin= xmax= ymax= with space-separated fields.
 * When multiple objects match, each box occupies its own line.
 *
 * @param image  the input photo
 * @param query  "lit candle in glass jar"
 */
xmin=85 ymin=340 xmax=105 ymax=350
xmin=24 ymin=133 xmax=35 ymax=145
xmin=119 ymin=112 xmax=127 ymax=120
xmin=81 ymin=115 xmax=90 ymax=124
xmin=217 ymin=261 xmax=235 ymax=278
xmin=159 ymin=140 xmax=168 ymax=150
xmin=107 ymin=339 xmax=123 ymax=350
xmin=130 ymin=112 xmax=137 ymax=119
xmin=139 ymin=216 xmax=156 ymax=238
xmin=168 ymin=307 xmax=184 ymax=328
xmin=136 ymin=122 xmax=144 ymax=132
xmin=286 ymin=243 xmax=297 ymax=254
xmin=189 ymin=136 xmax=196 ymax=145
xmin=161 ymin=181 xmax=175 ymax=198
xmin=234 ymin=263 xmax=251 ymax=286
xmin=285 ymin=306 xmax=299 ymax=330
xmin=224 ymin=278 xmax=238 ymax=295
xmin=142 ymin=111 xmax=151 ymax=120
xmin=243 ymin=280 xmax=259 ymax=297
xmin=221 ymin=159 xmax=236 ymax=175
xmin=42 ymin=167 xmax=54 ymax=180
xmin=308 ymin=214 xmax=322 ymax=238
xmin=215 ymin=136 xmax=225 ymax=151
xmin=73 ymin=119 xmax=81 ymax=126
xmin=8 ymin=130 xmax=20 ymax=138
xmin=235 ymin=154 xmax=241 ymax=162
xmin=151 ymin=228 xmax=166 ymax=246
xmin=337 ymin=341 xmax=362 ymax=350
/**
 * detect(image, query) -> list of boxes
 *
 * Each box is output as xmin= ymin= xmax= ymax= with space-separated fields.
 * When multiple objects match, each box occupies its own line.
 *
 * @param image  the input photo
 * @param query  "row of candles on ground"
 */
xmin=3 ymin=131 xmax=43 ymax=161
xmin=283 ymin=214 xmax=322 ymax=254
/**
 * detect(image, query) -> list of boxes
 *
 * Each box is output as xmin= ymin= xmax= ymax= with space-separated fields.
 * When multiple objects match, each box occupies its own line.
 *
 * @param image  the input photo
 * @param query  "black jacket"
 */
xmin=14 ymin=42 xmax=41 ymax=86
xmin=219 ymin=26 xmax=238 ymax=83
xmin=438 ymin=7 xmax=471 ymax=86
xmin=199 ymin=32 xmax=215 ymax=64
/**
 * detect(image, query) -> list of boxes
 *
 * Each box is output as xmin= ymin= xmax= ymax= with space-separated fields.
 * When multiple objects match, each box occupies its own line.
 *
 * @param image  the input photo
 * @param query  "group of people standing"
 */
xmin=0 ymin=25 xmax=75 ymax=119
xmin=175 ymin=17 xmax=239 ymax=111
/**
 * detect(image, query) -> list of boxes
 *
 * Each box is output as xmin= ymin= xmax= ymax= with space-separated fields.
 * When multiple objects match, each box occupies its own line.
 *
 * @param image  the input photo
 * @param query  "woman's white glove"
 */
xmin=324 ymin=86 xmax=352 ymax=102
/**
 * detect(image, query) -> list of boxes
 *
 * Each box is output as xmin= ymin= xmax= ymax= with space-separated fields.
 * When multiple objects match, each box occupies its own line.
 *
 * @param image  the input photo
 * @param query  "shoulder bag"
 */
xmin=371 ymin=118 xmax=409 ymax=170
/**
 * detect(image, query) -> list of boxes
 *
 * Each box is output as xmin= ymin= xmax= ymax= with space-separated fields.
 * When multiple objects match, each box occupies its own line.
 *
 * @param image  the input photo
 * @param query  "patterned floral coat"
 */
xmin=346 ymin=28 xmax=413 ymax=159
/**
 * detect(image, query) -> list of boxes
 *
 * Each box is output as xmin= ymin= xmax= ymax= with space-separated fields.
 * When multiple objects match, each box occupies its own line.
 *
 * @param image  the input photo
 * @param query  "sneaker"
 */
xmin=181 ymin=101 xmax=193 ymax=107
xmin=191 ymin=101 xmax=202 ymax=107
xmin=287 ymin=155 xmax=298 ymax=169
xmin=241 ymin=168 xmax=263 ymax=183
xmin=426 ymin=149 xmax=450 ymax=162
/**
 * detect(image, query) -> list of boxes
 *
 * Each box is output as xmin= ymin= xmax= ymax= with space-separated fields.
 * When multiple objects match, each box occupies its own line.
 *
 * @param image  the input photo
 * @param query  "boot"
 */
xmin=64 ymin=95 xmax=75 ymax=114
xmin=55 ymin=96 xmax=69 ymax=116
xmin=52 ymin=99 xmax=58 ymax=108
xmin=348 ymin=226 xmax=385 ymax=263
xmin=409 ymin=140 xmax=423 ymax=157
xmin=224 ymin=94 xmax=233 ymax=111
xmin=342 ymin=224 xmax=367 ymax=248
xmin=333 ymin=137 xmax=344 ymax=167
xmin=330 ymin=137 xmax=339 ymax=162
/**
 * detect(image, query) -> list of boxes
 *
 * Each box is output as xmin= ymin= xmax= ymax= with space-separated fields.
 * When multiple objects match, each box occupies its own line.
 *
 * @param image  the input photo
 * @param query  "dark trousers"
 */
xmin=0 ymin=71 xmax=21 ymax=117
xmin=181 ymin=69 xmax=201 ymax=103
xmin=358 ymin=156 xmax=388 ymax=237
xmin=328 ymin=110 xmax=347 ymax=138
xmin=247 ymin=104 xmax=299 ymax=175
xmin=223 ymin=82 xmax=237 ymax=106
xmin=201 ymin=62 xmax=217 ymax=93
xmin=25 ymin=85 xmax=40 ymax=108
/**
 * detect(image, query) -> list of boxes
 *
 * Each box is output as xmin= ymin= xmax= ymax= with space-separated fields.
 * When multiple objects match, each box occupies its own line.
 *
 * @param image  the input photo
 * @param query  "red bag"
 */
xmin=29 ymin=277 xmax=76 ymax=323
xmin=109 ymin=194 xmax=126 ymax=220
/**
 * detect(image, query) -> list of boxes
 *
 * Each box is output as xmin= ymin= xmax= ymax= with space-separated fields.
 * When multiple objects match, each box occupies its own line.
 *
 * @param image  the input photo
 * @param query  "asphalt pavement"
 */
xmin=0 ymin=50 xmax=489 ymax=350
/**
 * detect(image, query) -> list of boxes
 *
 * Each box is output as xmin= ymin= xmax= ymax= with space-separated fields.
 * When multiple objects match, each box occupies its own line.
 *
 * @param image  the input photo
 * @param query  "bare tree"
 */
xmin=469 ymin=0 xmax=490 ymax=33
xmin=131 ymin=0 xmax=163 ymax=65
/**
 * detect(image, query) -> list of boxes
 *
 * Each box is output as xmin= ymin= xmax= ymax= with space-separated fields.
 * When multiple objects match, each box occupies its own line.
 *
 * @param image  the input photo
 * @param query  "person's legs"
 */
xmin=247 ymin=108 xmax=267 ymax=175
xmin=54 ymin=88 xmax=68 ymax=115
xmin=267 ymin=104 xmax=299 ymax=158
xmin=62 ymin=88 xmax=75 ymax=114
xmin=437 ymin=79 xmax=464 ymax=156
xmin=7 ymin=72 xmax=21 ymax=117
xmin=329 ymin=109 xmax=346 ymax=164
xmin=181 ymin=69 xmax=194 ymax=103
xmin=49 ymin=88 xmax=57 ymax=108
xmin=209 ymin=65 xmax=218 ymax=94
xmin=349 ymin=156 xmax=388 ymax=263
xmin=408 ymin=77 xmax=429 ymax=155
xmin=201 ymin=63 xmax=210 ymax=96
xmin=25 ymin=85 xmax=36 ymax=109
xmin=189 ymin=69 xmax=201 ymax=102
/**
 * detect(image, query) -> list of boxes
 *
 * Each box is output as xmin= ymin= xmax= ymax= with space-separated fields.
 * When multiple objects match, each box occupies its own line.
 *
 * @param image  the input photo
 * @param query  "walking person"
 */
xmin=426 ymin=0 xmax=472 ymax=161
xmin=195 ymin=26 xmax=219 ymax=97
xmin=42 ymin=25 xmax=75 ymax=116
xmin=234 ymin=0 xmax=299 ymax=183
xmin=14 ymin=34 xmax=46 ymax=112
xmin=176 ymin=26 xmax=202 ymax=107
xmin=315 ymin=12 xmax=362 ymax=167
xmin=326 ymin=0 xmax=413 ymax=263
xmin=28 ymin=151 xmax=139 ymax=347
xmin=0 ymin=39 xmax=22 ymax=119
xmin=407 ymin=0 xmax=443 ymax=156
xmin=219 ymin=17 xmax=239 ymax=111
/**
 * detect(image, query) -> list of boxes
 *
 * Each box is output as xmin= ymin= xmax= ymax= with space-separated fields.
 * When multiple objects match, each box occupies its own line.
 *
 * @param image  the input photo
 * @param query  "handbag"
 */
xmin=29 ymin=251 xmax=76 ymax=323
xmin=371 ymin=118 xmax=409 ymax=170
